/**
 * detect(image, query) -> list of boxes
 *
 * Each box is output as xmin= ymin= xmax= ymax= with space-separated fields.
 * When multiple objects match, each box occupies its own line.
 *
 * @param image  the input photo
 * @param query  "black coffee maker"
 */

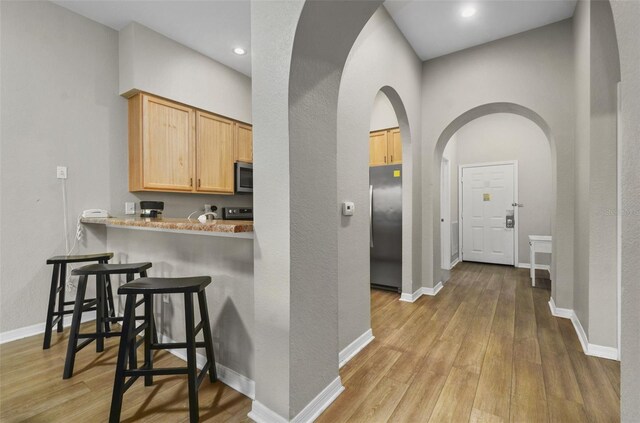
xmin=140 ymin=201 xmax=164 ymax=218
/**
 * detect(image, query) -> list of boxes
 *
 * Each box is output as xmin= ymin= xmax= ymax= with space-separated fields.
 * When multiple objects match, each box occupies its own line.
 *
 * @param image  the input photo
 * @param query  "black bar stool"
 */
xmin=109 ymin=276 xmax=217 ymax=423
xmin=63 ymin=262 xmax=153 ymax=379
xmin=44 ymin=253 xmax=114 ymax=349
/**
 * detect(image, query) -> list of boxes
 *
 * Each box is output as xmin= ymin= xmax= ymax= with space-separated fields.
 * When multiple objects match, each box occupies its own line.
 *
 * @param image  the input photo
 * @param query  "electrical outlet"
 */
xmin=56 ymin=166 xmax=67 ymax=179
xmin=125 ymin=202 xmax=135 ymax=215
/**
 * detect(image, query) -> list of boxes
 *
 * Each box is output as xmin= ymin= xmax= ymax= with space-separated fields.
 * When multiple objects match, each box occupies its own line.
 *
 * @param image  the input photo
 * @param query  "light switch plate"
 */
xmin=125 ymin=202 xmax=135 ymax=215
xmin=342 ymin=201 xmax=355 ymax=216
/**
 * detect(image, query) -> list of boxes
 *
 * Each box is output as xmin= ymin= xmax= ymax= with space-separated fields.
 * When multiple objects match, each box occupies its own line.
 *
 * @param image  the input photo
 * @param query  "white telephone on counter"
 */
xmin=82 ymin=209 xmax=110 ymax=218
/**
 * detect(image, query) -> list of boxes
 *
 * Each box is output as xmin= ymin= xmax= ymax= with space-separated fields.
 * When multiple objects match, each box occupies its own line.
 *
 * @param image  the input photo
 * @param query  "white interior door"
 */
xmin=461 ymin=163 xmax=516 ymax=265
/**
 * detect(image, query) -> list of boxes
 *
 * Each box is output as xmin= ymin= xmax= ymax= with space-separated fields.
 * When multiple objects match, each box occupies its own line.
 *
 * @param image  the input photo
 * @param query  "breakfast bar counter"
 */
xmin=81 ymin=217 xmax=254 ymax=239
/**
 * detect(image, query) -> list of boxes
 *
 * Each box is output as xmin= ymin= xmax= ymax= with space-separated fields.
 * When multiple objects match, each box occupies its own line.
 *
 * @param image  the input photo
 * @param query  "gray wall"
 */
xmin=588 ymin=0 xmax=620 ymax=350
xmin=0 ymin=0 xmax=118 ymax=332
xmin=573 ymin=0 xmax=591 ymax=342
xmin=573 ymin=0 xmax=620 ymax=349
xmin=337 ymin=7 xmax=423 ymax=351
xmin=422 ymin=20 xmax=576 ymax=311
xmin=119 ymin=22 xmax=252 ymax=124
xmin=369 ymin=91 xmax=399 ymax=131
xmin=443 ymin=113 xmax=553 ymax=266
xmin=251 ymin=0 xmax=382 ymax=418
xmin=609 ymin=0 xmax=640 ymax=419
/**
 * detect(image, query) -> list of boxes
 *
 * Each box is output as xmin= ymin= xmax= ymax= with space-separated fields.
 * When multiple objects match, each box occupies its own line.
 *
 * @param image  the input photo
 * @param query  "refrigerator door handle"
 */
xmin=369 ymin=185 xmax=374 ymax=248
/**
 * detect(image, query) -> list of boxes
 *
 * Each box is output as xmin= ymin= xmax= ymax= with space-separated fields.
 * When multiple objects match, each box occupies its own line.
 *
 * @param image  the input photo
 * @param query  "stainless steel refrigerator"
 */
xmin=370 ymin=164 xmax=402 ymax=292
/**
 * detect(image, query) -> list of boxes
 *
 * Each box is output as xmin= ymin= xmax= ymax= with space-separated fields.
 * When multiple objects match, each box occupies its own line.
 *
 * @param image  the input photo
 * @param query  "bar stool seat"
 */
xmin=63 ymin=261 xmax=153 ymax=379
xmin=118 ymin=277 xmax=210 ymax=294
xmin=72 ymin=262 xmax=152 ymax=275
xmin=43 ymin=252 xmax=114 ymax=350
xmin=47 ymin=252 xmax=114 ymax=264
xmin=110 ymin=276 xmax=216 ymax=423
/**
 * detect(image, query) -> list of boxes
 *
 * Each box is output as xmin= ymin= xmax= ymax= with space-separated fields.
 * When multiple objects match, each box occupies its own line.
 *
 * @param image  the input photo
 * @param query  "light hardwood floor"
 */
xmin=318 ymin=262 xmax=620 ymax=423
xmin=0 ymin=263 xmax=619 ymax=422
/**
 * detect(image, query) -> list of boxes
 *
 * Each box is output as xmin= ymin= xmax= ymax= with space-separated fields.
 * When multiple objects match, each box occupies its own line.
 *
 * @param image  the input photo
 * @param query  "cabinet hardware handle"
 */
xmin=384 ymin=155 xmax=387 ymax=163
xmin=190 ymin=178 xmax=193 ymax=186
xmin=198 ymin=179 xmax=201 ymax=188
xmin=391 ymin=155 xmax=393 ymax=163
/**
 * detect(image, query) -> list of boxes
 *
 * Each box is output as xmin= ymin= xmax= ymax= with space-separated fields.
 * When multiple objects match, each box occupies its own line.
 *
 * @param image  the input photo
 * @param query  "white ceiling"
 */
xmin=383 ymin=0 xmax=577 ymax=61
xmin=52 ymin=0 xmax=252 ymax=76
xmin=53 ymin=0 xmax=577 ymax=77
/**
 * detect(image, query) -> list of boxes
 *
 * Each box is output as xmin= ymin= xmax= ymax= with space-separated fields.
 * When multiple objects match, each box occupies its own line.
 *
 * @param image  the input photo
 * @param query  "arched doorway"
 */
xmin=432 ymin=103 xmax=556 ymax=292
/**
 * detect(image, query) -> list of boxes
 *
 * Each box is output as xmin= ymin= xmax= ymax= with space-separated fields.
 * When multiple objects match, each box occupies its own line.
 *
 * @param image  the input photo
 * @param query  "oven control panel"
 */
xmin=222 ymin=207 xmax=253 ymax=220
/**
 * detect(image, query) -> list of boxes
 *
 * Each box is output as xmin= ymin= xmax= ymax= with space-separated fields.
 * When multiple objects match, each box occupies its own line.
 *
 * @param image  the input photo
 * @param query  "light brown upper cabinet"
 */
xmin=369 ymin=130 xmax=389 ymax=166
xmin=129 ymin=92 xmax=248 ymax=195
xmin=369 ymin=127 xmax=401 ymax=167
xmin=129 ymin=93 xmax=195 ymax=192
xmin=196 ymin=111 xmax=235 ymax=193
xmin=235 ymin=123 xmax=253 ymax=163
xmin=388 ymin=128 xmax=402 ymax=164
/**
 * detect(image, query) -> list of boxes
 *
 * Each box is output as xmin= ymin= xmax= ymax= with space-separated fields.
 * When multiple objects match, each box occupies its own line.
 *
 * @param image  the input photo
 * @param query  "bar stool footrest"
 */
xmin=125 ymin=367 xmax=189 ymax=377
xmin=150 ymin=341 xmax=206 ymax=350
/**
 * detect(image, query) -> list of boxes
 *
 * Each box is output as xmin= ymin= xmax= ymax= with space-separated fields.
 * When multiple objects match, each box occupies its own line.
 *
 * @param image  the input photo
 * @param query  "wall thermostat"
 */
xmin=342 ymin=202 xmax=355 ymax=216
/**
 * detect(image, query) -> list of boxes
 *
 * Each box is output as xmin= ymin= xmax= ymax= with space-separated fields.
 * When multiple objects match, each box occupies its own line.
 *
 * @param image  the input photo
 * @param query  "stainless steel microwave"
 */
xmin=235 ymin=162 xmax=253 ymax=193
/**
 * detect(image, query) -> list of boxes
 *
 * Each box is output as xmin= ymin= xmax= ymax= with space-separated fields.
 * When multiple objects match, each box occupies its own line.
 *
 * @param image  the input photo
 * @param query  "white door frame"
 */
xmin=441 ymin=158 xmax=451 ymax=270
xmin=458 ymin=160 xmax=519 ymax=265
xmin=616 ymin=82 xmax=622 ymax=360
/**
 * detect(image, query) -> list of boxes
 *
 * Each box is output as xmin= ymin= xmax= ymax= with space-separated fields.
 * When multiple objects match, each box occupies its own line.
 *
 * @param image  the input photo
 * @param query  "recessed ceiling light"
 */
xmin=461 ymin=6 xmax=476 ymax=18
xmin=233 ymin=47 xmax=246 ymax=56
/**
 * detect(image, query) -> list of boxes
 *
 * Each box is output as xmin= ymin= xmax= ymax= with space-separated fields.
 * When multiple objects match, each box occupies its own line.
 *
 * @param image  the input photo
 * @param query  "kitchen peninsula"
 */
xmin=81 ymin=216 xmax=254 ymax=238
xmin=81 ymin=215 xmax=256 ymax=398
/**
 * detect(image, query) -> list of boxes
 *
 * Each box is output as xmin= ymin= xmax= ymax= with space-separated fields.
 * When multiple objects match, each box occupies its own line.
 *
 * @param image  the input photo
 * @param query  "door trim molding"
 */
xmin=458 ymin=160 xmax=519 ymax=266
xmin=441 ymin=158 xmax=451 ymax=270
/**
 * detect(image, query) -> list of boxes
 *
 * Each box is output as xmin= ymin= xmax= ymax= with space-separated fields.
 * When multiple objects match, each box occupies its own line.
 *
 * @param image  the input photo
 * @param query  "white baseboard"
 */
xmin=548 ymin=298 xmax=619 ymax=361
xmin=248 ymin=377 xmax=344 ymax=423
xmin=399 ymin=289 xmax=422 ymax=303
xmin=248 ymin=401 xmax=288 ymax=423
xmin=160 ymin=334 xmax=255 ymax=399
xmin=292 ymin=376 xmax=344 ymax=423
xmin=424 ymin=282 xmax=444 ymax=296
xmin=399 ymin=282 xmax=444 ymax=303
xmin=518 ymin=262 xmax=550 ymax=271
xmin=339 ymin=329 xmax=374 ymax=368
xmin=0 ymin=311 xmax=96 ymax=345
xmin=450 ymin=258 xmax=460 ymax=269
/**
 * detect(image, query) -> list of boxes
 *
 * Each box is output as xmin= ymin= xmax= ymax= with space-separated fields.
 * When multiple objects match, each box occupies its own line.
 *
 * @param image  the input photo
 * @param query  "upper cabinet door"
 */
xmin=142 ymin=95 xmax=195 ymax=191
xmin=369 ymin=130 xmax=388 ymax=166
xmin=235 ymin=123 xmax=253 ymax=163
xmin=196 ymin=111 xmax=235 ymax=193
xmin=388 ymin=128 xmax=402 ymax=164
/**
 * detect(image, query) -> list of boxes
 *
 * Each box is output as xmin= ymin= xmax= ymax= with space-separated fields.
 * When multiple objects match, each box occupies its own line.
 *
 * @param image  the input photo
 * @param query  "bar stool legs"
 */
xmin=197 ymin=291 xmax=217 ymax=383
xmin=43 ymin=264 xmax=61 ymax=349
xmin=64 ymin=275 xmax=89 ymax=379
xmin=109 ymin=295 xmax=135 ymax=423
xmin=184 ymin=293 xmax=199 ymax=423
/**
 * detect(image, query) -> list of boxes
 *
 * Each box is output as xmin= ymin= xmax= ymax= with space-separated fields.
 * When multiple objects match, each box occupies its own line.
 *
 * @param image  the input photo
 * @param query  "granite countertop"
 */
xmin=81 ymin=216 xmax=254 ymax=237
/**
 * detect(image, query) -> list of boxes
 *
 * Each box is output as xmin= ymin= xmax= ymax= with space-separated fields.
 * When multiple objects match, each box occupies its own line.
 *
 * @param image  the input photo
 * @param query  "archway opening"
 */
xmin=432 ymin=103 xmax=556 ymax=292
xmin=440 ymin=113 xmax=553 ymax=285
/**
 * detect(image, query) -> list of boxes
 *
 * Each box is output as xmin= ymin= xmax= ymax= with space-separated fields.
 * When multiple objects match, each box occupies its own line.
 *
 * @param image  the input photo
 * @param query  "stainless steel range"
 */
xmin=222 ymin=207 xmax=253 ymax=220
